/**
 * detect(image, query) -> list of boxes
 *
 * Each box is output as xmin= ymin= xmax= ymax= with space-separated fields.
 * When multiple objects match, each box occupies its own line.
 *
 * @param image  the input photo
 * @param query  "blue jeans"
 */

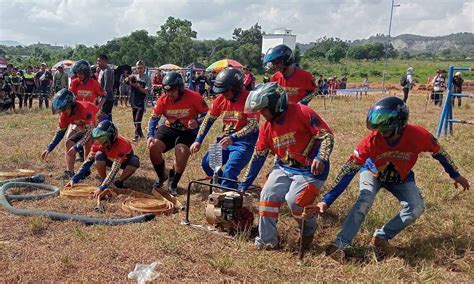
xmin=334 ymin=170 xmax=425 ymax=249
xmin=201 ymin=138 xmax=256 ymax=189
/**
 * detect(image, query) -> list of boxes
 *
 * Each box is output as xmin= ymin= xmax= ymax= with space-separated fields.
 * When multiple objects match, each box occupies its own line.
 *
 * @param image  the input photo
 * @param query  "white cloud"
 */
xmin=0 ymin=0 xmax=472 ymax=46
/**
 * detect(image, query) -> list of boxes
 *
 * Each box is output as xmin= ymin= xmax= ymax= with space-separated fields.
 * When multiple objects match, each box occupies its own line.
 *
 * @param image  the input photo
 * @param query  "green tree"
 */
xmin=347 ymin=45 xmax=369 ymax=59
xmin=293 ymin=45 xmax=301 ymax=64
xmin=304 ymin=37 xmax=348 ymax=60
xmin=326 ymin=45 xmax=346 ymax=63
xmin=156 ymin=16 xmax=197 ymax=66
xmin=232 ymin=23 xmax=263 ymax=46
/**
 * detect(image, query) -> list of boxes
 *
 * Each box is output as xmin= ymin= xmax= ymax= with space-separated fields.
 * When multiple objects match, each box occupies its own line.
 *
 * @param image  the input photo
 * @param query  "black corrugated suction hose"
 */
xmin=0 ymin=177 xmax=155 ymax=225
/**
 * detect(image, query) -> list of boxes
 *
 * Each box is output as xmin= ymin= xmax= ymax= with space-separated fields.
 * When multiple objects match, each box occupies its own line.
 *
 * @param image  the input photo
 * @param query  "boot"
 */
xmin=168 ymin=169 xmax=182 ymax=197
xmin=370 ymin=236 xmax=395 ymax=256
xmin=152 ymin=160 xmax=166 ymax=188
xmin=326 ymin=244 xmax=346 ymax=262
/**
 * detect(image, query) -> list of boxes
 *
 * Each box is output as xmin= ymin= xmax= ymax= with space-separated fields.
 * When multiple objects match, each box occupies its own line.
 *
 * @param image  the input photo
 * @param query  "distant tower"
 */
xmin=261 ymin=28 xmax=297 ymax=55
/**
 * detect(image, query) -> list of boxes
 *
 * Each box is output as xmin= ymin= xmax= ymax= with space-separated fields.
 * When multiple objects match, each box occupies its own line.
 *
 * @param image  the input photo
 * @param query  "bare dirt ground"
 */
xmin=0 ymin=91 xmax=472 ymax=282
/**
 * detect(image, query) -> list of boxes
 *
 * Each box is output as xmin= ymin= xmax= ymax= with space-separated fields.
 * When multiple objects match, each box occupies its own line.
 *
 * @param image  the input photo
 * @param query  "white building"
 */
xmin=261 ymin=28 xmax=297 ymax=55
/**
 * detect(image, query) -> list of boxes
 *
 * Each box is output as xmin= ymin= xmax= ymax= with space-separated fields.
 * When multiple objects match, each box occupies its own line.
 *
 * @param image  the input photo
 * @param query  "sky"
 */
xmin=0 ymin=0 xmax=473 ymax=46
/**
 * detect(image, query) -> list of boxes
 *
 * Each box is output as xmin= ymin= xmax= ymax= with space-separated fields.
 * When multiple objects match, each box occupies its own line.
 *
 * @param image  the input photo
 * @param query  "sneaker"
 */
xmin=370 ymin=236 xmax=395 ymax=256
xmin=326 ymin=244 xmax=346 ymax=262
xmin=57 ymin=170 xmax=75 ymax=180
xmin=132 ymin=135 xmax=139 ymax=142
xmin=256 ymin=242 xmax=279 ymax=251
xmin=114 ymin=180 xmax=125 ymax=188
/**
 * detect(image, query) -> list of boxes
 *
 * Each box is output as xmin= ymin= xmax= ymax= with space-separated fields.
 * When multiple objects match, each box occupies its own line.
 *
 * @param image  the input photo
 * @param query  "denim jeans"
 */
xmin=334 ymin=170 xmax=425 ymax=249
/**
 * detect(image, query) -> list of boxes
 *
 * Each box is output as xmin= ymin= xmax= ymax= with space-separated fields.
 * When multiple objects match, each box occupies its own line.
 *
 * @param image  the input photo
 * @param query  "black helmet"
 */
xmin=53 ymin=88 xmax=76 ymax=111
xmin=212 ymin=68 xmax=244 ymax=98
xmin=162 ymin=71 xmax=184 ymax=92
xmin=244 ymin=82 xmax=288 ymax=118
xmin=263 ymin=44 xmax=293 ymax=67
xmin=92 ymin=120 xmax=118 ymax=144
xmin=72 ymin=60 xmax=91 ymax=78
xmin=366 ymin=96 xmax=409 ymax=135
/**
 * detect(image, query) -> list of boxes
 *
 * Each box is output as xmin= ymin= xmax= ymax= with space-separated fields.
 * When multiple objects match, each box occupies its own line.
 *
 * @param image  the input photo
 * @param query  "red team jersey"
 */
xmin=153 ymin=89 xmax=209 ymax=130
xmin=270 ymin=68 xmax=316 ymax=104
xmin=58 ymin=101 xmax=98 ymax=129
xmin=352 ymin=124 xmax=441 ymax=181
xmin=91 ymin=136 xmax=133 ymax=163
xmin=256 ymin=103 xmax=332 ymax=167
xmin=210 ymin=90 xmax=258 ymax=135
xmin=70 ymin=77 xmax=105 ymax=103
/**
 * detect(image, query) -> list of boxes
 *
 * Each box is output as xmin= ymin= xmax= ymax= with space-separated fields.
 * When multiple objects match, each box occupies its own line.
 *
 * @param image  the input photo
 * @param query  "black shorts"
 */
xmin=154 ymin=125 xmax=196 ymax=152
xmin=68 ymin=131 xmax=85 ymax=143
xmin=96 ymin=152 xmax=140 ymax=169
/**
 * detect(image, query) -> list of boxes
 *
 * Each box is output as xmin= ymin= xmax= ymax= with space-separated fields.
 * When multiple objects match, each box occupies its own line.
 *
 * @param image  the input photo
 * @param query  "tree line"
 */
xmin=1 ymin=16 xmax=466 ymax=72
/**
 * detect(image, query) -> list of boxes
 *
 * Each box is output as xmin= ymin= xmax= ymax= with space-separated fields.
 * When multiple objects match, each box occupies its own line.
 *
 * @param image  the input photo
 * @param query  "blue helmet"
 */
xmin=53 ymin=88 xmax=76 ymax=111
xmin=72 ymin=60 xmax=91 ymax=78
xmin=367 ymin=96 xmax=409 ymax=135
xmin=263 ymin=44 xmax=293 ymax=66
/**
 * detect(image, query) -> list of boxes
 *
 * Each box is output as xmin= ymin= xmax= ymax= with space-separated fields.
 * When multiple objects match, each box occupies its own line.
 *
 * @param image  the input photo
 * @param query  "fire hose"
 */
xmin=0 ymin=176 xmax=155 ymax=225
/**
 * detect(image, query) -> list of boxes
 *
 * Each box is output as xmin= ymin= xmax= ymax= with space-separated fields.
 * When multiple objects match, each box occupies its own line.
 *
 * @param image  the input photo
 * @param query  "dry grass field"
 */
xmin=0 ymin=89 xmax=473 ymax=282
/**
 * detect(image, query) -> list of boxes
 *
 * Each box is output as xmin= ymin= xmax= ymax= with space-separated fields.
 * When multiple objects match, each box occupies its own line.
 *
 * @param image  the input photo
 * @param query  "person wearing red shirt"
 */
xmin=41 ymin=89 xmax=98 ymax=179
xmin=147 ymin=72 xmax=209 ymax=196
xmin=190 ymin=68 xmax=259 ymax=189
xmin=315 ymin=96 xmax=470 ymax=259
xmin=264 ymin=44 xmax=316 ymax=105
xmin=243 ymin=65 xmax=255 ymax=91
xmin=66 ymin=120 xmax=140 ymax=197
xmin=70 ymin=60 xmax=105 ymax=110
xmin=152 ymin=71 xmax=163 ymax=85
xmin=239 ymin=82 xmax=334 ymax=251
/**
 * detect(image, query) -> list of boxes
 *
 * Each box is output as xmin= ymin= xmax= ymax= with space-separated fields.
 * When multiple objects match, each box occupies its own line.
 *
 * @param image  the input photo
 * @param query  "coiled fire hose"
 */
xmin=0 ymin=175 xmax=155 ymax=225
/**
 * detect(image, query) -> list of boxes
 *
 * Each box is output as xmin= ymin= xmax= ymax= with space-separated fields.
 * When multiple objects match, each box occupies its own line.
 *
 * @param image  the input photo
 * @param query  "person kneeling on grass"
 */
xmin=312 ymin=96 xmax=470 ymax=260
xmin=66 ymin=120 xmax=140 ymax=198
xmin=41 ymin=89 xmax=98 ymax=179
xmin=147 ymin=72 xmax=209 ymax=196
xmin=238 ymin=82 xmax=334 ymax=251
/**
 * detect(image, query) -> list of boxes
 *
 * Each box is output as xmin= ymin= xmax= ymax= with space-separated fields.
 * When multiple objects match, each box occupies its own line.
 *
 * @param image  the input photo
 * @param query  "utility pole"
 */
xmin=382 ymin=0 xmax=400 ymax=93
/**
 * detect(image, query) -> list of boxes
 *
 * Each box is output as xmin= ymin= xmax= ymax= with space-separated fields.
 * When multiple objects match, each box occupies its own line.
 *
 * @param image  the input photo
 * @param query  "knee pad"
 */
xmin=291 ymin=183 xmax=319 ymax=208
xmin=126 ymin=156 xmax=140 ymax=169
xmin=95 ymin=152 xmax=107 ymax=164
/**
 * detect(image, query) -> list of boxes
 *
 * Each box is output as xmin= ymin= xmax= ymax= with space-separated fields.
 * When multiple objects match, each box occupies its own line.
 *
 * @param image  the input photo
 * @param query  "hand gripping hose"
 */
xmin=0 ymin=176 xmax=155 ymax=225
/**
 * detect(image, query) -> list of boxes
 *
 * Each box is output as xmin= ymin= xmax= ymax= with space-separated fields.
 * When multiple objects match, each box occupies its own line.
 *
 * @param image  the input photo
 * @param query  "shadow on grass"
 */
xmin=124 ymin=175 xmax=156 ymax=192
xmin=400 ymin=233 xmax=470 ymax=269
xmin=332 ymin=233 xmax=470 ymax=268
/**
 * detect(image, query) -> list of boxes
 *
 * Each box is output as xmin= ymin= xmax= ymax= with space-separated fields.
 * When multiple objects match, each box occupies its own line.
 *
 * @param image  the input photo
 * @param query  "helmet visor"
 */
xmin=366 ymin=106 xmax=398 ymax=133
xmin=244 ymin=89 xmax=268 ymax=114
xmin=92 ymin=128 xmax=109 ymax=144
